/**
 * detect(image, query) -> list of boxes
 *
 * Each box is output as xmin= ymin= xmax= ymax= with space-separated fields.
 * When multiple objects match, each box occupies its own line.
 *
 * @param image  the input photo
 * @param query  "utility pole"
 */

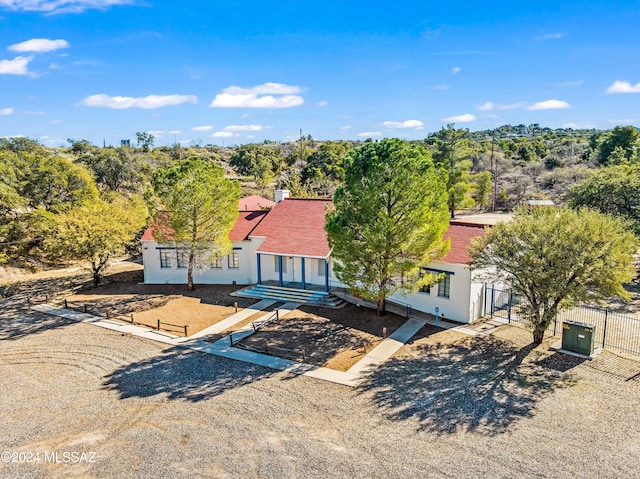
xmin=490 ymin=129 xmax=497 ymax=212
xmin=299 ymin=128 xmax=304 ymax=170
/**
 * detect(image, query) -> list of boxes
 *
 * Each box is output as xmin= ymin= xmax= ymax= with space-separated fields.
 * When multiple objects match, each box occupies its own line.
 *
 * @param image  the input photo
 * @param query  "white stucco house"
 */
xmin=141 ymin=190 xmax=490 ymax=324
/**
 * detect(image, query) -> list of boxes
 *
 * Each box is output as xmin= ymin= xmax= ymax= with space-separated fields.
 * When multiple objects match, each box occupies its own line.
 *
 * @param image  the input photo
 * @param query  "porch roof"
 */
xmin=251 ymin=198 xmax=333 ymax=257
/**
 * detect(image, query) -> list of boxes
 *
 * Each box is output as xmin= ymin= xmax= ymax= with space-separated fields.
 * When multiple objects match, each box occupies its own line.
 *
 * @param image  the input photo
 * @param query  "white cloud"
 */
xmin=0 ymin=107 xmax=14 ymax=115
xmin=606 ymin=80 xmax=640 ymax=94
xmin=49 ymin=63 xmax=62 ymax=69
xmin=212 ymin=131 xmax=235 ymax=138
xmin=8 ymin=38 xmax=69 ymax=52
xmin=451 ymin=66 xmax=461 ymax=74
xmin=192 ymin=125 xmax=213 ymax=132
xmin=0 ymin=55 xmax=33 ymax=75
xmin=81 ymin=93 xmax=198 ymax=109
xmin=383 ymin=120 xmax=424 ymax=129
xmin=527 ymin=99 xmax=571 ymax=110
xmin=0 ymin=0 xmax=136 ymax=13
xmin=476 ymin=101 xmax=526 ymax=111
xmin=210 ymin=82 xmax=305 ymax=108
xmin=317 ymin=100 xmax=328 ymax=107
xmin=148 ymin=130 xmax=164 ymax=137
xmin=441 ymin=113 xmax=476 ymax=123
xmin=534 ymin=33 xmax=564 ymax=40
xmin=168 ymin=130 xmax=181 ymax=135
xmin=433 ymin=84 xmax=450 ymax=90
xmin=340 ymin=125 xmax=352 ymax=131
xmin=223 ymin=124 xmax=269 ymax=132
xmin=608 ymin=118 xmax=636 ymax=125
xmin=357 ymin=131 xmax=382 ymax=137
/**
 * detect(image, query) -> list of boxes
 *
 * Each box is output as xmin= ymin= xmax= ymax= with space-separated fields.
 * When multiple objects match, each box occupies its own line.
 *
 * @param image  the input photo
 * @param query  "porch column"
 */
xmin=256 ymin=253 xmax=262 ymax=285
xmin=301 ymin=257 xmax=306 ymax=290
xmin=324 ymin=259 xmax=329 ymax=291
xmin=278 ymin=255 xmax=283 ymax=287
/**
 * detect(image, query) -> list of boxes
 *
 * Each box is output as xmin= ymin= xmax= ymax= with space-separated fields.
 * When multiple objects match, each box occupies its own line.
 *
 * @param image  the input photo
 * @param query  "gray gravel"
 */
xmin=1 ymin=298 xmax=639 ymax=479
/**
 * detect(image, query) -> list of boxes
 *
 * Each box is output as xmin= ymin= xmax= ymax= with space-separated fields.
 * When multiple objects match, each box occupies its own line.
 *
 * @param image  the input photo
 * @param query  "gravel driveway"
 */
xmin=1 ymin=296 xmax=639 ymax=479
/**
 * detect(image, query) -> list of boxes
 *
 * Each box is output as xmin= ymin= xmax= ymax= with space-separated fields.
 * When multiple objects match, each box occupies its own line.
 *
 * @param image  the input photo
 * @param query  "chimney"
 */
xmin=275 ymin=189 xmax=290 ymax=204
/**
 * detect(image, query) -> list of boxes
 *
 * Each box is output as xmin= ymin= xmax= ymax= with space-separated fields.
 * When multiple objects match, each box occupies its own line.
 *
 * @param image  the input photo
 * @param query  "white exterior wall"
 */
xmin=141 ymin=238 xmax=264 ymax=285
xmin=389 ymin=261 xmax=481 ymax=324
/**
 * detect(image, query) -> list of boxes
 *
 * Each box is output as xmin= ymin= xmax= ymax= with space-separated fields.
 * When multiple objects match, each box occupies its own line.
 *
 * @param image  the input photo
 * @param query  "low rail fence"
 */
xmin=484 ymin=284 xmax=640 ymax=357
xmin=59 ymin=298 xmax=189 ymax=337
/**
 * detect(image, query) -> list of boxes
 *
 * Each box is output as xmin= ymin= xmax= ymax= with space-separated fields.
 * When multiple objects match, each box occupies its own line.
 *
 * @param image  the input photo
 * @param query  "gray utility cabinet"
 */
xmin=562 ymin=320 xmax=595 ymax=356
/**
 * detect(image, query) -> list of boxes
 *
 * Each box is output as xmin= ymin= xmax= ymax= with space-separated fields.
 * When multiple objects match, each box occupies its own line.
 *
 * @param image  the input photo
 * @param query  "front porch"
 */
xmin=256 ymin=253 xmax=330 ymax=292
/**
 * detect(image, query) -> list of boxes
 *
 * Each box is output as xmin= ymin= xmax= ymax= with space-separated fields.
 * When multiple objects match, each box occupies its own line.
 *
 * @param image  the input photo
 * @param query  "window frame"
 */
xmin=159 ymin=250 xmax=171 ymax=269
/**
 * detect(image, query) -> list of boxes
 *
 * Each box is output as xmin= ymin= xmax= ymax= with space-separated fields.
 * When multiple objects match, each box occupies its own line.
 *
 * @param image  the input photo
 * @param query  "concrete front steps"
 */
xmin=232 ymin=284 xmax=346 ymax=309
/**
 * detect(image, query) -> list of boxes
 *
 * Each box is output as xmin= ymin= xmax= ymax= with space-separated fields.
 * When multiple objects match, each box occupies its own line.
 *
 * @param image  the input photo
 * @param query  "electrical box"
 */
xmin=562 ymin=320 xmax=595 ymax=356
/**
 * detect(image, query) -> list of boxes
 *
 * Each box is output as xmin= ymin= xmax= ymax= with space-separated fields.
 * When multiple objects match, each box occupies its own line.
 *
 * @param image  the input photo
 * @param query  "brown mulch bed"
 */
xmin=63 ymin=283 xmax=257 ymax=336
xmin=237 ymin=303 xmax=410 ymax=371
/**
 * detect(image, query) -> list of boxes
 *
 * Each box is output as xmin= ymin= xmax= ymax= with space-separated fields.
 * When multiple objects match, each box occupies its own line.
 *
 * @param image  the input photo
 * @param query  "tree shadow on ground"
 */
xmin=358 ymin=335 xmax=578 ymax=436
xmin=0 ymin=297 xmax=76 ymax=341
xmin=103 ymin=346 xmax=274 ymax=402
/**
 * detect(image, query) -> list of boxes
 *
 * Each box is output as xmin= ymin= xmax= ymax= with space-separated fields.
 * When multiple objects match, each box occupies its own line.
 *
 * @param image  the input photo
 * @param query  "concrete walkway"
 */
xmin=183 ymin=299 xmax=277 ymax=341
xmin=33 ymin=300 xmax=442 ymax=387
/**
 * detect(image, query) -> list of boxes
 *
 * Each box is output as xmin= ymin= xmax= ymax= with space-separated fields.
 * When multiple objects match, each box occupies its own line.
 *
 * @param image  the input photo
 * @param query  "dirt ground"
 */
xmin=2 ymin=298 xmax=639 ymax=478
xmin=238 ymin=304 xmax=409 ymax=370
xmin=64 ymin=282 xmax=257 ymax=336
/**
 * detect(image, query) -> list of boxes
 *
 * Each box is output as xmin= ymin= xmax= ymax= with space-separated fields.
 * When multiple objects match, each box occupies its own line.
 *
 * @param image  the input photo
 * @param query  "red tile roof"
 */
xmin=141 ymin=210 xmax=268 ymax=243
xmin=251 ymin=198 xmax=333 ymax=257
xmin=440 ymin=222 xmax=487 ymax=264
xmin=229 ymin=210 xmax=270 ymax=241
xmin=239 ymin=195 xmax=274 ymax=211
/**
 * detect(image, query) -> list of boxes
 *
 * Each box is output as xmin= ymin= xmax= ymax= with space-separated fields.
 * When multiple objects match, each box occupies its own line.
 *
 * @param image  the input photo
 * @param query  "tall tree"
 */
xmin=568 ymin=164 xmax=640 ymax=235
xmin=136 ymin=131 xmax=155 ymax=152
xmin=470 ymin=207 xmax=637 ymax=344
xmin=326 ymin=138 xmax=450 ymax=315
xmin=428 ymin=124 xmax=474 ymax=218
xmin=152 ymin=157 xmax=240 ymax=290
xmin=40 ymin=196 xmax=147 ymax=286
xmin=596 ymin=125 xmax=640 ymax=165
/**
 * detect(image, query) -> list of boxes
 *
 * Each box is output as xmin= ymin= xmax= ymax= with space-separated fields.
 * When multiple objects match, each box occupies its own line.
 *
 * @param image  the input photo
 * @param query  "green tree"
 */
xmin=40 ymin=196 xmax=147 ymax=286
xmin=229 ymin=144 xmax=281 ymax=184
xmin=428 ymin=124 xmax=475 ymax=218
xmin=470 ymin=207 xmax=638 ymax=344
xmin=596 ymin=125 xmax=639 ymax=165
xmin=78 ymin=147 xmax=152 ymax=194
xmin=326 ymin=138 xmax=450 ymax=315
xmin=152 ymin=157 xmax=240 ymax=290
xmin=301 ymin=141 xmax=351 ymax=183
xmin=568 ymin=164 xmax=640 ymax=235
xmin=472 ymin=171 xmax=493 ymax=210
xmin=136 ymin=131 xmax=155 ymax=152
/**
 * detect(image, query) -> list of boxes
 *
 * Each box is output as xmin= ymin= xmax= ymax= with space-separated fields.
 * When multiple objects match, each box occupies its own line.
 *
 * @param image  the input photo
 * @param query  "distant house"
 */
xmin=141 ymin=190 xmax=491 ymax=323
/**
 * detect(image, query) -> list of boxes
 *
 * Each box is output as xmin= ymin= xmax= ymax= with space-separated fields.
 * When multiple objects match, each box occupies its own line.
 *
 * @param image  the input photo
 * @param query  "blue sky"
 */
xmin=1 ymin=0 xmax=639 ymax=147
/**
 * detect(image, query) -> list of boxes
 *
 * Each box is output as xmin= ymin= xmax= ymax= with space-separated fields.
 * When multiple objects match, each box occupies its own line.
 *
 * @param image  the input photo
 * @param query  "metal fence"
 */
xmin=484 ymin=284 xmax=640 ymax=357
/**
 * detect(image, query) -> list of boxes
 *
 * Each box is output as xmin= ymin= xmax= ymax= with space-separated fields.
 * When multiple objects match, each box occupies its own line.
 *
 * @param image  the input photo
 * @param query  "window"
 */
xmin=317 ymin=259 xmax=325 ymax=277
xmin=211 ymin=254 xmax=223 ymax=269
xmin=228 ymin=251 xmax=240 ymax=269
xmin=159 ymin=250 xmax=171 ymax=269
xmin=438 ymin=274 xmax=451 ymax=299
xmin=274 ymin=256 xmax=287 ymax=273
xmin=177 ymin=250 xmax=189 ymax=269
xmin=420 ymin=284 xmax=431 ymax=294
